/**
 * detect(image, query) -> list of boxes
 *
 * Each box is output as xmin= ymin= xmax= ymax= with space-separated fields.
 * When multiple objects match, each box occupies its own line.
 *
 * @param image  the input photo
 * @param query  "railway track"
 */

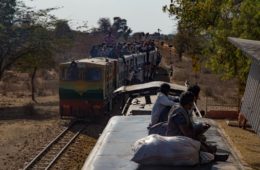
xmin=23 ymin=121 xmax=86 ymax=170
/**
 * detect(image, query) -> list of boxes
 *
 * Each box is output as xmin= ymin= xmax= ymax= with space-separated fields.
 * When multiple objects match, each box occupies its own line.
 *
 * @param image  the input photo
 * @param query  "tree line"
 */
xmin=164 ymin=0 xmax=260 ymax=94
xmin=0 ymin=0 xmax=134 ymax=102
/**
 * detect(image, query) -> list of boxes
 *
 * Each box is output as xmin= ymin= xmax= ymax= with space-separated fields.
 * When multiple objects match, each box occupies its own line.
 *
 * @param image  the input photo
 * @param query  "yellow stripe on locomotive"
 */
xmin=59 ymin=57 xmax=116 ymax=118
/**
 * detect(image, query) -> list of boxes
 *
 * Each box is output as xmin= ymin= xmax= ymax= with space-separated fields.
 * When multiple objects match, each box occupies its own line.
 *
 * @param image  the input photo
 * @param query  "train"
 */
xmin=59 ymin=50 xmax=159 ymax=118
xmin=82 ymin=85 xmax=244 ymax=170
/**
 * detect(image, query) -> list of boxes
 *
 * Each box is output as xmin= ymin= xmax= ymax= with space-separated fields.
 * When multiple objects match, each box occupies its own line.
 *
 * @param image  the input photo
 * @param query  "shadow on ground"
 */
xmin=0 ymin=103 xmax=59 ymax=120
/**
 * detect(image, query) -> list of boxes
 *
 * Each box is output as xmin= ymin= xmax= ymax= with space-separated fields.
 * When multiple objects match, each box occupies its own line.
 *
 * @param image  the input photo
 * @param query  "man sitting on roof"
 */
xmin=166 ymin=91 xmax=229 ymax=161
xmin=167 ymin=91 xmax=202 ymax=137
xmin=150 ymin=83 xmax=179 ymax=126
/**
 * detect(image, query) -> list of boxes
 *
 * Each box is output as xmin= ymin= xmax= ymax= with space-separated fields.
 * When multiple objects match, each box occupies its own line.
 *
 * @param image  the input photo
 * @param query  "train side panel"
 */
xmin=59 ymin=50 xmax=157 ymax=118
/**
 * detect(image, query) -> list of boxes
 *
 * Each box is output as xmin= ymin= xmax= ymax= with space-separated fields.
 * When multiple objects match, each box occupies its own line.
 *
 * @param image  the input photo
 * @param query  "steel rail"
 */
xmin=23 ymin=121 xmax=77 ymax=170
xmin=45 ymin=126 xmax=85 ymax=170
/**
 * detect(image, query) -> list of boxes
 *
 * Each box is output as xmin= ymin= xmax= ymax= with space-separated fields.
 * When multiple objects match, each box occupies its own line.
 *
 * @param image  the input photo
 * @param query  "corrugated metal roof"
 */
xmin=228 ymin=37 xmax=260 ymax=135
xmin=241 ymin=62 xmax=260 ymax=135
xmin=228 ymin=37 xmax=260 ymax=62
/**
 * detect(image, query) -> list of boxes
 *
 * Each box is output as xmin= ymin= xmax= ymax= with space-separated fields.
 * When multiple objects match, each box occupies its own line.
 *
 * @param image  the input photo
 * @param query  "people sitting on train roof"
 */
xmin=166 ymin=91 xmax=208 ymax=138
xmin=187 ymin=84 xmax=200 ymax=104
xmin=166 ymin=91 xmax=229 ymax=161
xmin=150 ymin=83 xmax=179 ymax=126
xmin=67 ymin=61 xmax=79 ymax=80
xmin=89 ymin=39 xmax=156 ymax=58
xmin=126 ymin=69 xmax=135 ymax=85
xmin=187 ymin=84 xmax=206 ymax=117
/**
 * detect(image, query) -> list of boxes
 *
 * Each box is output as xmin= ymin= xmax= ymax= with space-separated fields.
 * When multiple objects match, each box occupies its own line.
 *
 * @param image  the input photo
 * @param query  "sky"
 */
xmin=22 ymin=0 xmax=178 ymax=34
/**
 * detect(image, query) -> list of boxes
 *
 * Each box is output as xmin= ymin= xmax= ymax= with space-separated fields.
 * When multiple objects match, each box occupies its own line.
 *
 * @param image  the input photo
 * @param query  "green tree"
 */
xmin=15 ymin=26 xmax=55 ymax=102
xmin=54 ymin=20 xmax=73 ymax=38
xmin=0 ymin=0 xmax=57 ymax=80
xmin=111 ymin=17 xmax=132 ymax=40
xmin=164 ymin=0 xmax=260 ymax=93
xmin=54 ymin=20 xmax=74 ymax=55
xmin=97 ymin=17 xmax=111 ymax=33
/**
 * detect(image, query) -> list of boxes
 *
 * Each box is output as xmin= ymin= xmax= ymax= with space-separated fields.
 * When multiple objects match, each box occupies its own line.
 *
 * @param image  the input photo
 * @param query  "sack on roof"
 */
xmin=131 ymin=134 xmax=200 ymax=166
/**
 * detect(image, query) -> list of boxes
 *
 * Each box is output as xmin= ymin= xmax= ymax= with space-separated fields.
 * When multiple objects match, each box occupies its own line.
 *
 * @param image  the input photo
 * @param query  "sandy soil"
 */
xmin=0 ymin=95 xmax=65 ymax=170
xmin=0 ymin=94 xmax=112 ymax=170
xmin=0 ymin=119 xmax=64 ymax=170
xmin=218 ymin=120 xmax=260 ymax=170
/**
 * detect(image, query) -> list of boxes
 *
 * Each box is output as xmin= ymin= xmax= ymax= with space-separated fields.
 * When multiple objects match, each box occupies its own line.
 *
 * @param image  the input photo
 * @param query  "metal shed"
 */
xmin=228 ymin=37 xmax=260 ymax=135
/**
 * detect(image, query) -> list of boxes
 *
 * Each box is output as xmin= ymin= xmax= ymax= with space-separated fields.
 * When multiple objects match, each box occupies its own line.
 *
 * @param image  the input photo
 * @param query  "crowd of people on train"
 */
xmin=90 ymin=40 xmax=156 ymax=58
xmin=149 ymin=83 xmax=229 ymax=162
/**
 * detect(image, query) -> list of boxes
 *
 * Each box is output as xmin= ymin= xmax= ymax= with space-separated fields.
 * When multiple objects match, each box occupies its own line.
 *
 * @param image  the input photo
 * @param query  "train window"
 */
xmin=63 ymin=61 xmax=79 ymax=81
xmin=85 ymin=68 xmax=101 ymax=81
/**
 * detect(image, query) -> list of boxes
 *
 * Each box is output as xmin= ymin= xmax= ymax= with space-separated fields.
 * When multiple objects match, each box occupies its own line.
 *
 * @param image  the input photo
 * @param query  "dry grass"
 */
xmin=218 ymin=120 xmax=260 ymax=170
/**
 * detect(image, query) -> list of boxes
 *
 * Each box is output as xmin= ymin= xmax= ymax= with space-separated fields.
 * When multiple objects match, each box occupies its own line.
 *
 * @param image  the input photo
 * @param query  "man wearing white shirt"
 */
xmin=150 ymin=83 xmax=179 ymax=126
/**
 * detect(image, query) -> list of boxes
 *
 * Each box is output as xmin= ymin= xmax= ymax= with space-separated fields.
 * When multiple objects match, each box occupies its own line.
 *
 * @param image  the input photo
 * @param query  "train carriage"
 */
xmin=135 ymin=53 xmax=146 ymax=67
xmin=82 ymin=82 xmax=245 ymax=170
xmin=59 ymin=49 xmax=158 ymax=118
xmin=124 ymin=54 xmax=134 ymax=70
xmin=115 ymin=58 xmax=125 ymax=88
xmin=148 ymin=50 xmax=157 ymax=66
xmin=59 ymin=57 xmax=115 ymax=118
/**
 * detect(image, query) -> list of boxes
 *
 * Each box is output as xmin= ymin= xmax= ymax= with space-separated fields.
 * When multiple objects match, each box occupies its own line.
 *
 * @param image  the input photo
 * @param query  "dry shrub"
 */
xmin=0 ymin=81 xmax=4 ymax=93
xmin=42 ymin=70 xmax=58 ymax=80
xmin=37 ymin=89 xmax=54 ymax=96
xmin=15 ymin=92 xmax=26 ymax=98
xmin=1 ymin=82 xmax=8 ymax=96
xmin=173 ymin=70 xmax=189 ymax=82
xmin=202 ymin=67 xmax=211 ymax=74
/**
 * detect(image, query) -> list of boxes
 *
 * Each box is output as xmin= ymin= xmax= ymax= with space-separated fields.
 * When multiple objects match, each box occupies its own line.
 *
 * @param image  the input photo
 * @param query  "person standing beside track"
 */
xmin=150 ymin=83 xmax=179 ymax=126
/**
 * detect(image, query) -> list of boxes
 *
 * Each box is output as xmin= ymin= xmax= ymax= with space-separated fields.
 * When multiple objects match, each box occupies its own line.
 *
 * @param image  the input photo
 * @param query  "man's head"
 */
xmin=160 ymin=83 xmax=171 ymax=95
xmin=180 ymin=91 xmax=195 ymax=110
xmin=187 ymin=85 xmax=200 ymax=100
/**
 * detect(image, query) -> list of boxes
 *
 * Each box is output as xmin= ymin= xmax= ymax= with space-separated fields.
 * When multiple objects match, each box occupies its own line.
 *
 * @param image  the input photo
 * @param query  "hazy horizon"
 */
xmin=22 ymin=0 xmax=177 ymax=34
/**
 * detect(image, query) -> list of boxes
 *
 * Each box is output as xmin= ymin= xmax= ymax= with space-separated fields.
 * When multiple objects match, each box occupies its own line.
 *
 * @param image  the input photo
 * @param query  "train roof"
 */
xmin=114 ymin=81 xmax=187 ymax=96
xmin=82 ymin=115 xmax=245 ymax=170
xmin=123 ymin=51 xmax=153 ymax=59
xmin=228 ymin=37 xmax=260 ymax=62
xmin=60 ymin=57 xmax=116 ymax=66
xmin=125 ymin=95 xmax=157 ymax=116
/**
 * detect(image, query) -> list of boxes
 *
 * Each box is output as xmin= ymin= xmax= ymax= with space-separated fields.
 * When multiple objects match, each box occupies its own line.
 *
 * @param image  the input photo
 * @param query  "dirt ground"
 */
xmin=0 ymin=44 xmax=259 ymax=170
xmin=218 ymin=120 xmax=260 ymax=170
xmin=0 ymin=96 xmax=62 ymax=169
xmin=0 ymin=95 xmax=111 ymax=170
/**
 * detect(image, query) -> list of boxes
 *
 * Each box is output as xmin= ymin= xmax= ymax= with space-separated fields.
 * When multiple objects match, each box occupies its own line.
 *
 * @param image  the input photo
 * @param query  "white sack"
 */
xmin=131 ymin=134 xmax=201 ymax=166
